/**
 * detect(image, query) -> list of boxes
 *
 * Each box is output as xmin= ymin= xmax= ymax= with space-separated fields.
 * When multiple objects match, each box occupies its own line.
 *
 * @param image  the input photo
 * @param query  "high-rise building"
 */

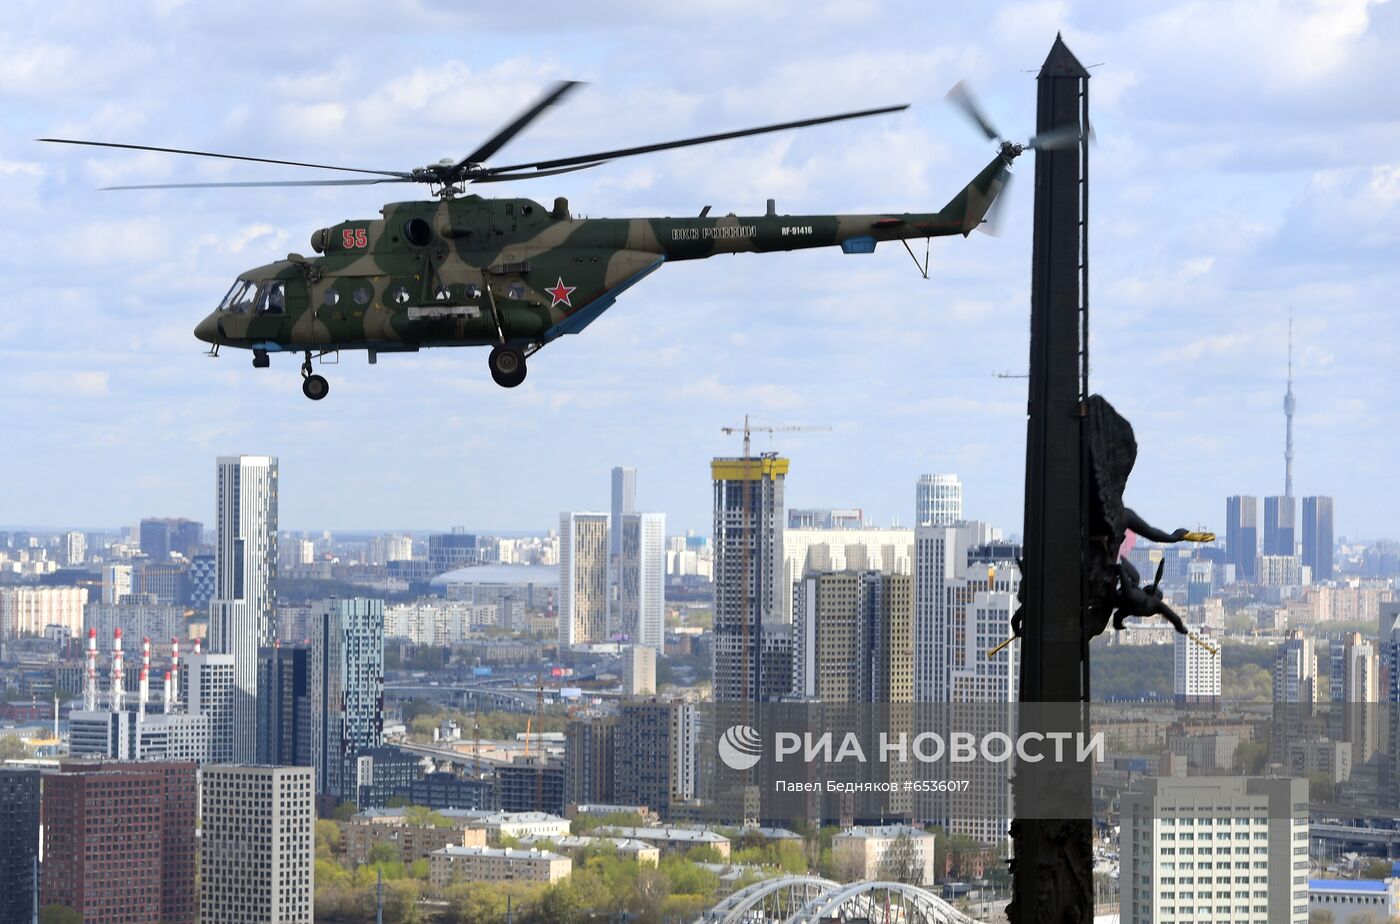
xmin=496 ymin=758 xmax=565 ymax=814
xmin=1330 ymin=631 xmax=1379 ymax=764
xmin=1174 ymin=625 xmax=1221 ymax=706
xmin=610 ymin=466 xmax=636 ymax=560
xmin=427 ymin=532 xmax=478 ymax=574
xmin=139 ymin=562 xmax=192 ymax=606
xmin=0 ymin=586 xmax=88 ymax=640
xmin=613 ymin=701 xmax=676 ymax=818
xmin=84 ymin=604 xmax=184 ymax=651
xmin=210 ymin=455 xmax=278 ymax=762
xmin=0 ymin=769 xmax=40 ymax=924
xmin=613 ymin=511 xmax=666 ymax=649
xmin=42 ymin=761 xmax=198 ymax=924
xmin=201 ymin=765 xmax=315 ymax=924
xmin=189 ymin=554 xmax=215 ymax=610
xmin=565 ymin=715 xmax=616 ymax=807
xmin=184 ymin=649 xmax=236 ymax=764
xmin=68 ymin=708 xmax=212 ymax=764
xmin=258 ymin=644 xmax=313 ymax=767
xmin=1274 ymin=629 xmax=1319 ymax=704
xmin=793 ymin=571 xmax=914 ymax=703
xmin=936 ymin=542 xmax=1020 ymax=844
xmin=559 ymin=513 xmax=609 ymax=648
xmin=622 ymin=644 xmax=657 ymax=696
xmin=1264 ymin=495 xmax=1297 ymax=557
xmin=368 ymin=534 xmax=414 ymax=566
xmin=140 ymin=518 xmax=203 ymax=561
xmin=916 ymin=474 xmax=963 ymax=527
xmin=1226 ymin=496 xmax=1259 ymax=583
xmin=102 ymin=564 xmax=133 ymax=605
xmin=1301 ymin=496 xmax=1334 ymax=582
xmin=63 ymin=530 xmax=87 ymax=566
xmin=1119 ymin=776 xmax=1308 ymax=923
xmin=711 ymin=455 xmax=787 ymax=702
xmin=311 ymin=598 xmax=385 ymax=800
xmin=781 ymin=526 xmax=914 ymax=625
xmin=1382 ymin=602 xmax=1400 ymax=809
xmin=912 ymin=521 xmax=1006 ymax=703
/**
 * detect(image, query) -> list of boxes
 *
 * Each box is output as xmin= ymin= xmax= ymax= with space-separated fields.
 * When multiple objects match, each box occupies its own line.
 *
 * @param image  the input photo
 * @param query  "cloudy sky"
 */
xmin=2 ymin=0 xmax=1397 ymax=539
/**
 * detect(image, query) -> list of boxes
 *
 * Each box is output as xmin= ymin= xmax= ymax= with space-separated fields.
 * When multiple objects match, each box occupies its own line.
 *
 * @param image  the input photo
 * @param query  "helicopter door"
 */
xmin=490 ymin=201 xmax=516 ymax=238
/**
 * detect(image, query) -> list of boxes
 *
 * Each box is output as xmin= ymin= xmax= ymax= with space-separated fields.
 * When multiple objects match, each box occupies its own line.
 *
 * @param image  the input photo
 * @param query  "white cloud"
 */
xmin=0 ymin=0 xmax=1393 ymax=538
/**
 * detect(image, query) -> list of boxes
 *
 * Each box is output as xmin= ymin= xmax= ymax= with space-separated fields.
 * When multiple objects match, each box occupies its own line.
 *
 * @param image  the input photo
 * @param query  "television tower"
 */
xmin=1284 ymin=309 xmax=1295 ymax=499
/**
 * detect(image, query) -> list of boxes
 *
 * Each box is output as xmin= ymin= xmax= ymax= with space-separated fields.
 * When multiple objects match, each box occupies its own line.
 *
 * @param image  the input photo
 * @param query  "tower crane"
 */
xmin=720 ymin=415 xmax=831 ymax=460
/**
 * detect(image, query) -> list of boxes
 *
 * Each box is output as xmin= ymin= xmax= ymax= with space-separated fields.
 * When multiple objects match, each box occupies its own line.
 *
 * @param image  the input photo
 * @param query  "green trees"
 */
xmin=0 ymin=736 xmax=32 ymax=759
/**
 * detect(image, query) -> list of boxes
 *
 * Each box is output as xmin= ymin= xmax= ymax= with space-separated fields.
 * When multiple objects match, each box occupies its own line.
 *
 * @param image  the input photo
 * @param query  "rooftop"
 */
xmin=435 ymin=845 xmax=567 ymax=861
xmin=1308 ymin=879 xmax=1388 ymax=893
xmin=596 ymin=825 xmax=729 ymax=844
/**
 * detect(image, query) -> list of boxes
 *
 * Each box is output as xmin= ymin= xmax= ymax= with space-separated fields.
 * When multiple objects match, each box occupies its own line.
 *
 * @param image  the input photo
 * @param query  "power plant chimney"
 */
xmin=138 ymin=636 xmax=150 ymax=720
xmin=110 ymin=628 xmax=124 ymax=712
xmin=169 ymin=637 xmax=180 ymax=712
xmin=84 ymin=627 xmax=98 ymax=711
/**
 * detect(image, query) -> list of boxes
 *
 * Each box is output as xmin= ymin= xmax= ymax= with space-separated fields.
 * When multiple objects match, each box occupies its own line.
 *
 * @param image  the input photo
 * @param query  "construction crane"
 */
xmin=720 ymin=415 xmax=831 ymax=460
xmin=719 ymin=416 xmax=830 ymax=700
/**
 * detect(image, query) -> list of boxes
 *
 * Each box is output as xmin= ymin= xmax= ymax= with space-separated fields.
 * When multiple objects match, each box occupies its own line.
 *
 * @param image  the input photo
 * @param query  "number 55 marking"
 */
xmin=341 ymin=228 xmax=369 ymax=249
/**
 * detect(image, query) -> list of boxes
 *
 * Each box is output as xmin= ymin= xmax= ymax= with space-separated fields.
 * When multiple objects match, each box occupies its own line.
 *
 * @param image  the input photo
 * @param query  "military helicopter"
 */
xmin=44 ymin=80 xmax=1047 ymax=400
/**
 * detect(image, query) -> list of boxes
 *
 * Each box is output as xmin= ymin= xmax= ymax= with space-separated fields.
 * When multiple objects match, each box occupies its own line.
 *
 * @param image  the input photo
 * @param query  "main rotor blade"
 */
xmin=484 ymin=104 xmax=909 ymax=174
xmin=101 ymin=178 xmax=416 ymax=190
xmin=1028 ymin=124 xmax=1085 ymax=151
xmin=468 ymin=161 xmax=608 ymax=183
xmin=457 ymin=80 xmax=582 ymax=170
xmin=945 ymin=80 xmax=1000 ymax=142
xmin=38 ymin=138 xmax=410 ymax=178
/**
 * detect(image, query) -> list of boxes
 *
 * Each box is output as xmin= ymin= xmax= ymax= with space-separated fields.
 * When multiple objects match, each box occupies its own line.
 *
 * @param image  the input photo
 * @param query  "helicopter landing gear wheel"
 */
xmin=300 ymin=351 xmax=328 ymax=400
xmin=488 ymin=346 xmax=527 ymax=388
xmin=252 ymin=348 xmax=270 ymax=369
xmin=302 ymin=374 xmax=329 ymax=401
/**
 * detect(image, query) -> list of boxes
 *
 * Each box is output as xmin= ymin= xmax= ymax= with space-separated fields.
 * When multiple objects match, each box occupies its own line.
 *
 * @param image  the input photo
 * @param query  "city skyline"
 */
xmin=2 ymin=5 xmax=1399 ymax=922
xmin=2 ymin=3 xmax=1397 ymax=539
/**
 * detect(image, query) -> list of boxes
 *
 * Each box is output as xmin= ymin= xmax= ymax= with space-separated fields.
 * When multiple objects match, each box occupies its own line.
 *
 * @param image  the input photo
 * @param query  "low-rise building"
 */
xmin=831 ymin=825 xmax=938 ymax=885
xmin=429 ymin=845 xmax=571 ymax=886
xmin=1307 ymin=877 xmax=1400 ymax=923
xmin=515 ymin=834 xmax=660 ymax=866
xmin=593 ymin=825 xmax=730 ymax=859
xmin=343 ymin=810 xmax=486 ymax=865
xmin=387 ymin=809 xmax=571 ymax=840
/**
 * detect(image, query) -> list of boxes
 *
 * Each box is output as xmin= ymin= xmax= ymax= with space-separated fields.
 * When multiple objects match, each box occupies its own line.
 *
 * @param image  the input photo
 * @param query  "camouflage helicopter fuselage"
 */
xmin=194 ymin=151 xmax=1008 ymax=393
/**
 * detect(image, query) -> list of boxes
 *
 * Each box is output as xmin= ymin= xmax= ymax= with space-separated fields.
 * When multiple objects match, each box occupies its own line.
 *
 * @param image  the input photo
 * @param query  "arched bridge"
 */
xmin=697 ymin=876 xmax=981 ymax=924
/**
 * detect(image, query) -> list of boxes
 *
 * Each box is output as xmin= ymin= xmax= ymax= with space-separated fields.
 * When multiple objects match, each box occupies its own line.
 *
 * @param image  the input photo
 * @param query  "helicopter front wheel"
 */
xmin=488 ymin=346 xmax=527 ymax=388
xmin=302 ymin=374 xmax=330 ymax=401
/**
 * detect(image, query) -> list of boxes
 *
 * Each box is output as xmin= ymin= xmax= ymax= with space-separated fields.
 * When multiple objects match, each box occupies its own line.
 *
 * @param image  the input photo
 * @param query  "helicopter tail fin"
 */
xmin=938 ymin=153 xmax=1013 ymax=236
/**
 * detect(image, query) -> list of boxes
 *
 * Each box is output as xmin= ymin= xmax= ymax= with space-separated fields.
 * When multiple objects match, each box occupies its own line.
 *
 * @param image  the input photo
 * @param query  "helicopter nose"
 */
xmin=194 ymin=313 xmax=220 ymax=344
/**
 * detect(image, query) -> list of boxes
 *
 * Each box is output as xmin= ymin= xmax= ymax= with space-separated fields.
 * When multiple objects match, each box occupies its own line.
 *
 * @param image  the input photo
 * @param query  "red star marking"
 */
xmin=545 ymin=277 xmax=576 ymax=309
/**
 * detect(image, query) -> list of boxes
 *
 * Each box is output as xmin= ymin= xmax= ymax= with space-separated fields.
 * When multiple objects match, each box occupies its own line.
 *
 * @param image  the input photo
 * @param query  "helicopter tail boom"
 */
xmin=643 ymin=151 xmax=1014 ymax=263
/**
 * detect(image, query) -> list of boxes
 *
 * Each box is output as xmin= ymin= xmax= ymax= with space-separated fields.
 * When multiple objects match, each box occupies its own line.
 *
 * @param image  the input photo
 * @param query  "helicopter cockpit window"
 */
xmin=322 ymin=288 xmax=340 ymax=307
xmin=258 ymin=280 xmax=285 ymax=315
xmin=390 ymin=285 xmax=411 ymax=305
xmin=352 ymin=284 xmax=372 ymax=306
xmin=219 ymin=279 xmax=259 ymax=314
